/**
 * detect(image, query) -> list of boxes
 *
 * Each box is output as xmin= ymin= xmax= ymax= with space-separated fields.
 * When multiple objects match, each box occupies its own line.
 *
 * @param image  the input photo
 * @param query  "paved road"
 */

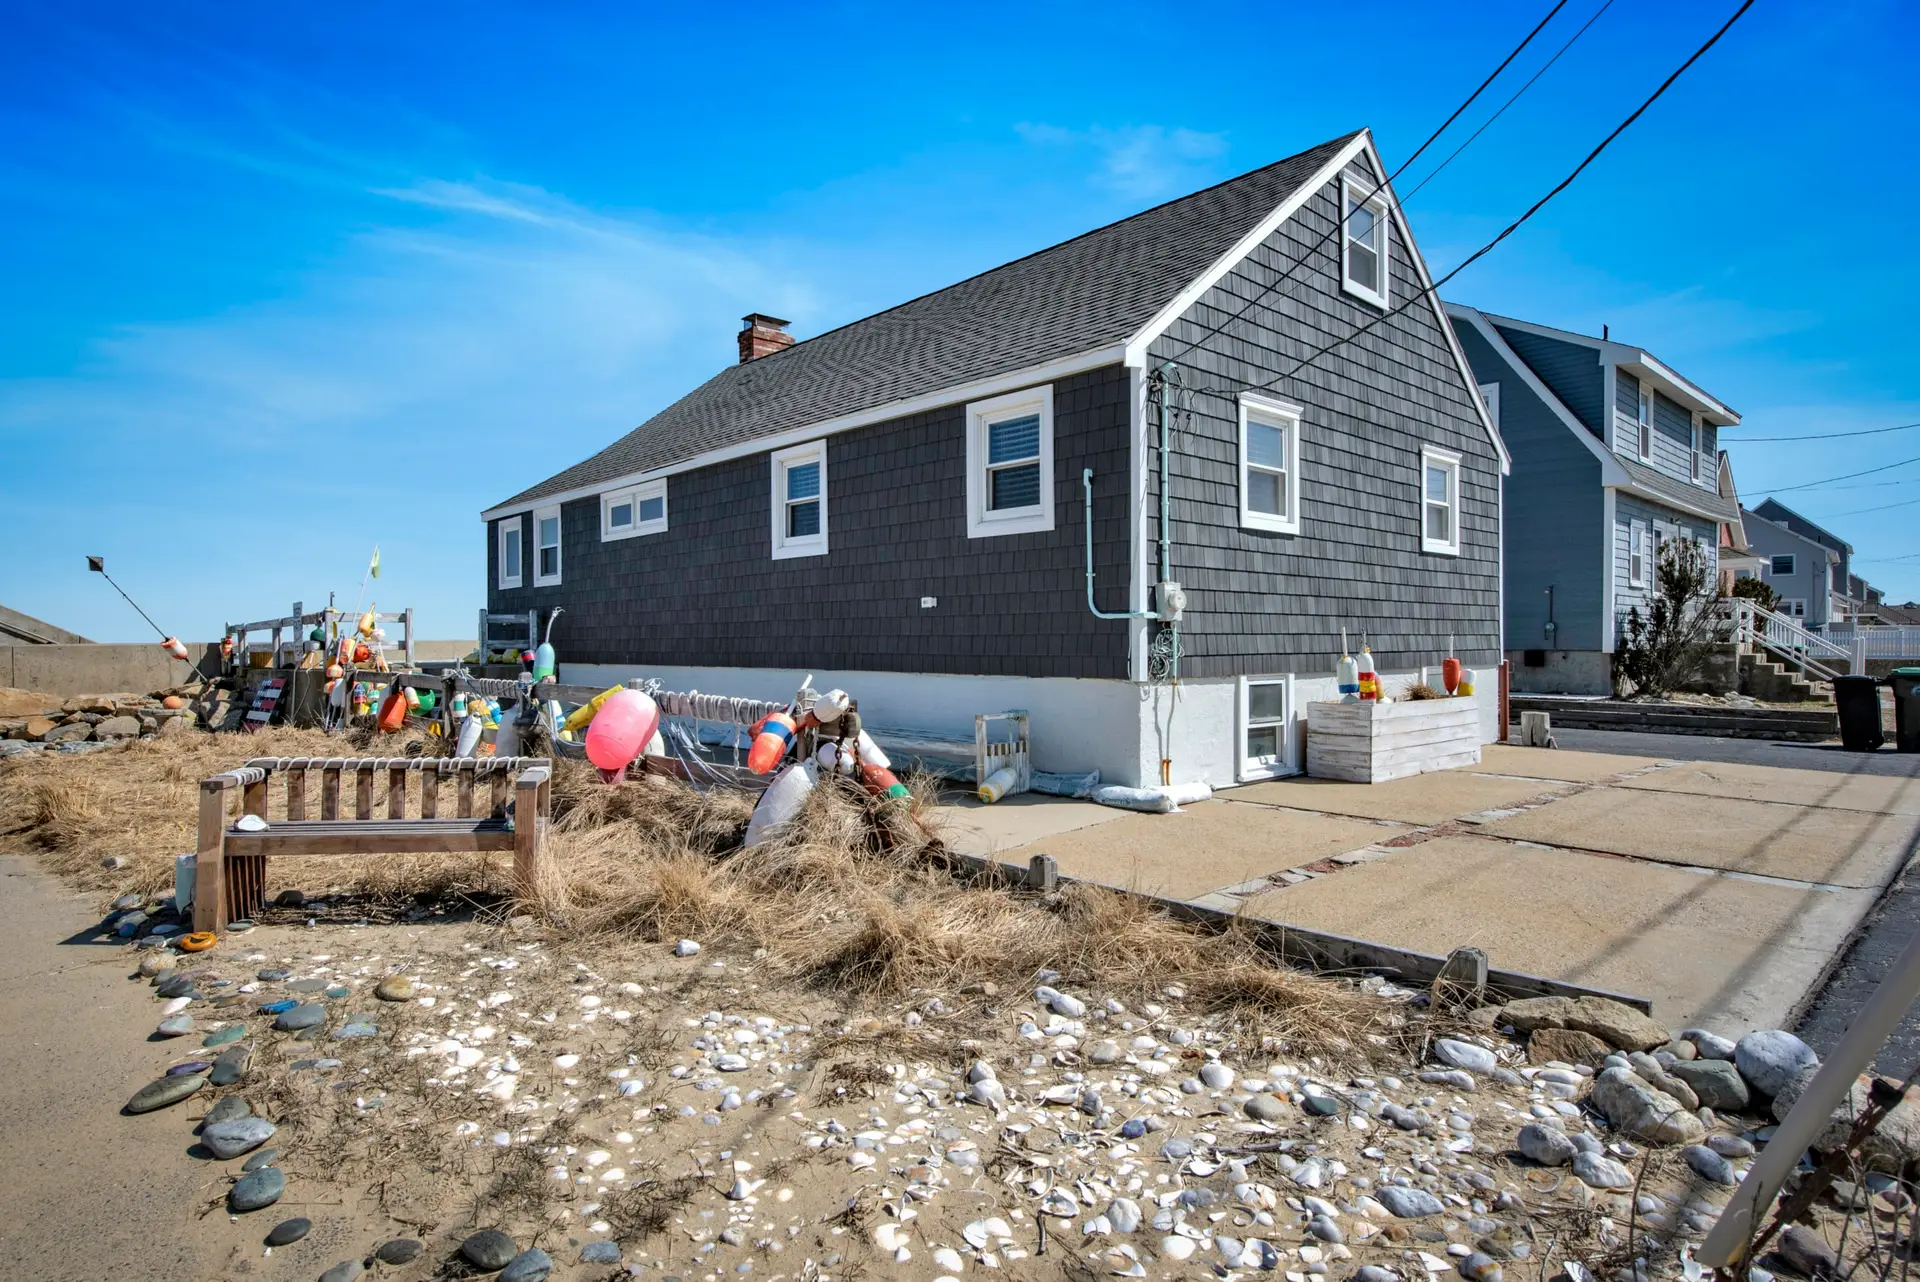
xmin=1527 ymin=724 xmax=1920 ymax=777
xmin=1523 ymin=725 xmax=1920 ymax=1073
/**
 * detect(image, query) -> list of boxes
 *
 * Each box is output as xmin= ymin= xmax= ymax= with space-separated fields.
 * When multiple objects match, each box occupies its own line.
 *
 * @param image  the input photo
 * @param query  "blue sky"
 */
xmin=4 ymin=0 xmax=1916 ymax=642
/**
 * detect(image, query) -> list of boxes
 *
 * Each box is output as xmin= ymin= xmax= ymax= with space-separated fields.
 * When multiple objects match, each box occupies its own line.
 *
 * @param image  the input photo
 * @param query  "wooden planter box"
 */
xmin=1306 ymin=695 xmax=1481 ymax=783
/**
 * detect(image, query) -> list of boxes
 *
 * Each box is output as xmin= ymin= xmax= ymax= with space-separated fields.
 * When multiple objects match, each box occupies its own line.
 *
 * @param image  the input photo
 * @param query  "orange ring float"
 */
xmin=179 ymin=931 xmax=218 ymax=952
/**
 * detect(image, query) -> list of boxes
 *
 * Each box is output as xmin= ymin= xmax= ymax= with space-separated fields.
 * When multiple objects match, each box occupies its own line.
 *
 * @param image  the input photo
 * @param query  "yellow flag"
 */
xmin=369 ymin=546 xmax=381 ymax=580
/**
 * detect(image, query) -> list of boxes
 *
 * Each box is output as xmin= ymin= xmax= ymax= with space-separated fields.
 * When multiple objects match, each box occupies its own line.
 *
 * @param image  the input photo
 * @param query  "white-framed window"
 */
xmin=1770 ymin=553 xmax=1796 ymax=576
xmin=965 ymin=385 xmax=1054 ymax=538
xmin=1237 ymin=675 xmax=1293 ymax=781
xmin=602 ymin=479 xmax=667 ymax=541
xmin=1419 ymin=445 xmax=1461 ymax=556
xmin=532 ymin=505 xmax=562 ymax=585
xmin=497 ymin=519 xmax=523 ymax=590
xmin=1478 ymin=381 xmax=1501 ymax=432
xmin=1629 ymin=521 xmax=1648 ymax=587
xmin=1238 ymin=393 xmax=1302 ymax=534
xmin=1690 ymin=413 xmax=1705 ymax=483
xmin=771 ymin=440 xmax=828 ymax=560
xmin=1780 ymin=598 xmax=1807 ymax=619
xmin=1635 ymin=381 xmax=1654 ymax=459
xmin=1340 ymin=176 xmax=1390 ymax=309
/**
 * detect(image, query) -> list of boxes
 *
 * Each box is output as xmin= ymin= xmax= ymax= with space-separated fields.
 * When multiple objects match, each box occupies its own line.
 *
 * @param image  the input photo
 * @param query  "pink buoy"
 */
xmin=584 ymin=689 xmax=660 ymax=780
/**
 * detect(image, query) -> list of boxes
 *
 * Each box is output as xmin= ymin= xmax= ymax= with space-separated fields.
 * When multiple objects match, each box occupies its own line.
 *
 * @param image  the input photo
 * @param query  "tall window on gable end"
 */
xmin=1635 ymin=382 xmax=1654 ymax=459
xmin=498 ymin=520 xmax=523 ymax=590
xmin=1238 ymin=393 xmax=1302 ymax=534
xmin=1419 ymin=445 xmax=1461 ymax=556
xmin=966 ymin=385 xmax=1055 ymax=538
xmin=533 ymin=505 xmax=562 ymax=586
xmin=1340 ymin=176 xmax=1390 ymax=309
xmin=1690 ymin=414 xmax=1705 ymax=483
xmin=771 ymin=441 xmax=828 ymax=560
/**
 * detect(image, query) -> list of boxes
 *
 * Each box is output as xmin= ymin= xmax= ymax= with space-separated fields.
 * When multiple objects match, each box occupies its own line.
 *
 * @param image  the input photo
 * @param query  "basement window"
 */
xmin=498 ymin=520 xmax=523 ymax=590
xmin=1419 ymin=445 xmax=1461 ymax=556
xmin=603 ymin=479 xmax=667 ymax=541
xmin=771 ymin=441 xmax=828 ymax=560
xmin=533 ymin=505 xmax=562 ymax=586
xmin=966 ymin=385 xmax=1055 ymax=538
xmin=1238 ymin=676 xmax=1292 ymax=781
xmin=1238 ymin=393 xmax=1302 ymax=535
xmin=1340 ymin=176 xmax=1390 ymax=309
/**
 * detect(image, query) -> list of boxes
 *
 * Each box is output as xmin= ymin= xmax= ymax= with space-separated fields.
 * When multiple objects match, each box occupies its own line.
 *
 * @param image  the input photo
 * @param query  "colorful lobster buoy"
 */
xmin=747 ymin=711 xmax=799 ymax=775
xmin=562 ymin=685 xmax=623 ymax=732
xmin=160 ymin=636 xmax=189 ymax=661
xmin=220 ymin=635 xmax=235 ymax=662
xmin=403 ymin=684 xmax=421 ymax=710
xmin=585 ymin=689 xmax=660 ymax=782
xmin=377 ymin=686 xmax=407 ymax=732
xmin=1442 ymin=655 xmax=1462 ymax=696
xmin=358 ymin=607 xmax=377 ymax=637
xmin=978 ymin=766 xmax=1018 ymax=804
xmin=1356 ymin=643 xmax=1379 ymax=702
xmin=860 ymin=759 xmax=911 ymax=803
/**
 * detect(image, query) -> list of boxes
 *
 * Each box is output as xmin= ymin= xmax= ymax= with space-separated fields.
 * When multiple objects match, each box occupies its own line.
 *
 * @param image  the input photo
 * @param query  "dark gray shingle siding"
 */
xmin=487 ymin=365 xmax=1133 ymax=679
xmin=1142 ymin=157 xmax=1502 ymax=679
xmin=491 ymin=134 xmax=1361 ymax=511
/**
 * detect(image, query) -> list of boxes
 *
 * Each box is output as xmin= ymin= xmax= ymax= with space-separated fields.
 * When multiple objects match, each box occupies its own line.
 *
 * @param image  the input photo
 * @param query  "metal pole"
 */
xmin=1698 ymin=926 xmax=1920 ymax=1269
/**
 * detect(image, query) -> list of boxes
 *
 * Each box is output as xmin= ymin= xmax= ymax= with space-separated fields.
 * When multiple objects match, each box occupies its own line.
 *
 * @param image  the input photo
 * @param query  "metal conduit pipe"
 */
xmin=1084 ymin=467 xmax=1156 ymax=621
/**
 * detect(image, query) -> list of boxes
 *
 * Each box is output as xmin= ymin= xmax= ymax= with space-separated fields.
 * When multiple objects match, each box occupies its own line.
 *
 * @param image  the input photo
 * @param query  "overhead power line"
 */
xmin=1763 ymin=453 xmax=1920 ymax=495
xmin=1251 ymin=0 xmax=1758 ymax=394
xmin=1160 ymin=0 xmax=1574 ymax=366
xmin=1736 ymin=420 xmax=1920 ymax=443
xmin=1821 ymin=496 xmax=1920 ymax=519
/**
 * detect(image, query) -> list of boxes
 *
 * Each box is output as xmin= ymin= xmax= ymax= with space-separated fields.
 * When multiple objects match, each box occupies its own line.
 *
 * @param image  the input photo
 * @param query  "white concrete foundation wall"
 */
xmin=560 ymin=662 xmax=1504 ymax=789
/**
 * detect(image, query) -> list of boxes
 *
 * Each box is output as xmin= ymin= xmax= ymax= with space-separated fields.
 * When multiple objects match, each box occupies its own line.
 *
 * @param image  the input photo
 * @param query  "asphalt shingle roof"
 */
xmin=1620 ymin=457 xmax=1739 ymax=523
xmin=491 ymin=132 xmax=1362 ymax=511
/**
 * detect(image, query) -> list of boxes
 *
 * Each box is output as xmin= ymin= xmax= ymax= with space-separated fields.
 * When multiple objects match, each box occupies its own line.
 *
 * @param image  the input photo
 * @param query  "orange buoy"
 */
xmin=377 ymin=686 xmax=407 ymax=732
xmin=162 ymin=694 xmax=184 ymax=710
xmin=859 ymin=760 xmax=911 ymax=803
xmin=179 ymin=931 xmax=217 ymax=952
xmin=160 ymin=636 xmax=189 ymax=661
xmin=1442 ymin=656 xmax=1462 ymax=695
xmin=326 ymin=662 xmax=344 ymax=680
xmin=220 ymin=635 xmax=235 ymax=661
xmin=353 ymin=641 xmax=372 ymax=663
xmin=746 ymin=711 xmax=799 ymax=774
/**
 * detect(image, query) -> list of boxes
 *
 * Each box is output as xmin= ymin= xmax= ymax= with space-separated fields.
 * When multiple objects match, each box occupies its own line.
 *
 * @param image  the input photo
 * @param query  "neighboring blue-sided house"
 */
xmin=1444 ymin=305 xmax=1742 ymax=695
xmin=481 ymin=130 xmax=1510 ymax=788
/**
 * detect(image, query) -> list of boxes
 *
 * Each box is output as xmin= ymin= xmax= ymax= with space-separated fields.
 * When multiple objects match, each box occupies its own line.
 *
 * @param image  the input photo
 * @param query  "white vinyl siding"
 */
xmin=1340 ymin=176 xmax=1390 ymax=309
xmin=1238 ymin=393 xmax=1302 ymax=534
xmin=1419 ymin=445 xmax=1461 ymax=556
xmin=533 ymin=505 xmax=562 ymax=586
xmin=965 ymin=385 xmax=1054 ymax=538
xmin=602 ymin=479 xmax=667 ymax=541
xmin=770 ymin=441 xmax=828 ymax=560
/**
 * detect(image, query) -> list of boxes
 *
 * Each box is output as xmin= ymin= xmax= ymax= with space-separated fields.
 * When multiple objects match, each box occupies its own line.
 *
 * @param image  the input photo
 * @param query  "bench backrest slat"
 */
xmin=287 ymin=767 xmax=306 ymax=821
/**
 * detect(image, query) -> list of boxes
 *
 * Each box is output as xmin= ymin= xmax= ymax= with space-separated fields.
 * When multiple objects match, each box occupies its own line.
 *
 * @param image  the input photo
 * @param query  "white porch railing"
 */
xmin=1724 ymin=599 xmax=1850 ymax=682
xmin=1828 ymin=625 xmax=1920 ymax=660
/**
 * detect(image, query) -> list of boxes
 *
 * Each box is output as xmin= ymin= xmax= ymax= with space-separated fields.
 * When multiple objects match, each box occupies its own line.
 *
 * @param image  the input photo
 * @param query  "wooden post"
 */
xmin=404 ymin=606 xmax=415 ymax=668
xmin=355 ymin=765 xmax=373 ymax=819
xmin=286 ymin=766 xmax=306 ymax=821
xmin=513 ymin=766 xmax=547 ymax=899
xmin=193 ymin=779 xmax=229 ymax=932
xmin=478 ymin=608 xmax=488 ymax=662
xmin=387 ymin=765 xmax=408 ymax=819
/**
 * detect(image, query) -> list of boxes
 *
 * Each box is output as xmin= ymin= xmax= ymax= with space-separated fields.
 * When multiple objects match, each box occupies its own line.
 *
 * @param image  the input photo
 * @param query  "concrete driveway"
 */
xmin=936 ymin=741 xmax=1920 ymax=1038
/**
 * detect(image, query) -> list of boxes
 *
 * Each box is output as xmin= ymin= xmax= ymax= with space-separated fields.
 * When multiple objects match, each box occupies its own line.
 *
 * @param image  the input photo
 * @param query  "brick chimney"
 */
xmin=738 ymin=313 xmax=794 ymax=363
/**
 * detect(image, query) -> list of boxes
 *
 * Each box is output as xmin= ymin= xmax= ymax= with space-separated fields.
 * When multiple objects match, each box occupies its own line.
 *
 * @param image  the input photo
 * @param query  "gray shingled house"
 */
xmin=1445 ymin=305 xmax=1741 ymax=696
xmin=483 ymin=130 xmax=1508 ymax=787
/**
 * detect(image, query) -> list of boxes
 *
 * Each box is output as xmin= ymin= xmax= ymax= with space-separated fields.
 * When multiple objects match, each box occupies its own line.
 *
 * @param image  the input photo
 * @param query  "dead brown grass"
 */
xmin=4 ymin=728 xmax=1402 ymax=1062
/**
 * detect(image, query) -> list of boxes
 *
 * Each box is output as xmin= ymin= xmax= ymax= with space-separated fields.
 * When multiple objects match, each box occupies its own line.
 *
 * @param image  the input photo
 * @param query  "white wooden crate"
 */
xmin=1305 ymin=695 xmax=1481 ymax=783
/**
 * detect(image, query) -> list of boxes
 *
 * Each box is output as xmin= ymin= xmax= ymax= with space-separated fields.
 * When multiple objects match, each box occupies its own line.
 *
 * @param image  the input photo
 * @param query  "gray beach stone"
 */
xmin=204 ymin=1095 xmax=251 ymax=1125
xmin=156 ymin=1015 xmax=194 ymax=1038
xmin=264 ymin=1217 xmax=310 ymax=1245
xmin=1377 ymin=1186 xmax=1445 ymax=1217
xmin=375 ymin=1239 xmax=424 ymax=1264
xmin=580 ymin=1242 xmax=621 ymax=1264
xmin=1682 ymin=1028 xmax=1738 ymax=1060
xmin=462 ymin=1229 xmax=519 ymax=1270
xmin=125 ymin=1073 xmax=205 ymax=1114
xmin=1683 ymin=1144 xmax=1737 ymax=1185
xmin=1433 ymin=1038 xmax=1497 ymax=1074
xmin=1516 ymin=1123 xmax=1576 ymax=1166
xmin=273 ymin=1003 xmax=326 ymax=1031
xmin=1244 ymin=1093 xmax=1288 ymax=1123
xmin=1589 ymin=1066 xmax=1708 ymax=1144
xmin=1572 ymin=1152 xmax=1634 ymax=1189
xmin=499 ymin=1247 xmax=553 ymax=1282
xmin=319 ymin=1262 xmax=363 ymax=1282
xmin=242 ymin=1148 xmax=280 ymax=1171
xmin=228 ymin=1166 xmax=286 ymax=1212
xmin=210 ymin=1047 xmax=250 ymax=1086
xmin=1736 ymin=1030 xmax=1820 ymax=1097
xmin=202 ymin=1116 xmax=276 ymax=1160
xmin=1668 ymin=1058 xmax=1750 ymax=1112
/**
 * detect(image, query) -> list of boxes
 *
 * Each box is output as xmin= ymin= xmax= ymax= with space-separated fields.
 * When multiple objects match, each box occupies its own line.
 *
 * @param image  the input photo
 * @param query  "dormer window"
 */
xmin=1635 ymin=382 xmax=1654 ymax=459
xmin=1340 ymin=177 xmax=1390 ymax=309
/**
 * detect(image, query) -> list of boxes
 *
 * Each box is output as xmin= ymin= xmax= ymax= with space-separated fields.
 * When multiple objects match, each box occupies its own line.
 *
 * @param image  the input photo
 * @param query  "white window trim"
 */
xmin=1339 ymin=175 xmax=1390 ymax=309
xmin=1770 ymin=553 xmax=1796 ymax=577
xmin=601 ymin=479 xmax=668 ymax=541
xmin=1418 ymin=445 xmax=1462 ymax=556
xmin=965 ymin=385 xmax=1054 ymax=539
xmin=770 ymin=440 xmax=828 ymax=560
xmin=1629 ymin=521 xmax=1648 ymax=588
xmin=1237 ymin=393 xmax=1302 ymax=535
xmin=1636 ymin=381 xmax=1654 ymax=461
xmin=1236 ymin=674 xmax=1295 ymax=782
xmin=1690 ymin=412 xmax=1705 ymax=484
xmin=532 ymin=505 xmax=562 ymax=586
xmin=497 ymin=519 xmax=523 ymax=590
xmin=1780 ymin=598 xmax=1807 ymax=619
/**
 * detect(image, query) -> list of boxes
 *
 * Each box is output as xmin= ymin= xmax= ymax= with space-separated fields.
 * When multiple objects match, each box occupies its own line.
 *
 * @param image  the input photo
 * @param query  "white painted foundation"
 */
xmin=561 ymin=661 xmax=1502 ymax=790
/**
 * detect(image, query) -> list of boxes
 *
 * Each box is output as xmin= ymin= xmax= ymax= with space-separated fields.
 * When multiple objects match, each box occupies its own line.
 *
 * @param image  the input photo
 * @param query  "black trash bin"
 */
xmin=1834 ymin=674 xmax=1885 ymax=752
xmin=1890 ymin=667 xmax=1920 ymax=753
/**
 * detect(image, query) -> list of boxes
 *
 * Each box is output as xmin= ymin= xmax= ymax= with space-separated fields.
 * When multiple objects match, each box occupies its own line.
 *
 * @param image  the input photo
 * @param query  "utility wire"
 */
xmin=1736 ymin=420 xmax=1920 ymax=443
xmin=1399 ymin=0 xmax=1618 ymax=205
xmin=1250 ymin=0 xmax=1758 ymax=394
xmin=1763 ymin=453 xmax=1920 ymax=495
xmin=1821 ymin=496 xmax=1920 ymax=519
xmin=1159 ymin=0 xmax=1572 ymax=367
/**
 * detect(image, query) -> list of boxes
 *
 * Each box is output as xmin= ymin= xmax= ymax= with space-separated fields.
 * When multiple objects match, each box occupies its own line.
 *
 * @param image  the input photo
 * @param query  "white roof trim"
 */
xmin=1126 ymin=130 xmax=1508 ymax=473
xmin=480 ymin=342 xmax=1126 ymax=522
xmin=1445 ymin=303 xmax=1626 ymax=486
xmin=1473 ymin=309 xmax=1739 ymax=426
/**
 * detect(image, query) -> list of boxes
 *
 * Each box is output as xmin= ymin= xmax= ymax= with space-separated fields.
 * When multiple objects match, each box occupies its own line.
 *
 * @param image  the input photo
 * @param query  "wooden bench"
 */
xmin=193 ymin=755 xmax=551 ymax=932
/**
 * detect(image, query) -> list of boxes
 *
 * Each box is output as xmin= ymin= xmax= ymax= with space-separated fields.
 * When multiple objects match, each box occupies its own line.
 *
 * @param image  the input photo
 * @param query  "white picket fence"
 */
xmin=1827 ymin=625 xmax=1920 ymax=660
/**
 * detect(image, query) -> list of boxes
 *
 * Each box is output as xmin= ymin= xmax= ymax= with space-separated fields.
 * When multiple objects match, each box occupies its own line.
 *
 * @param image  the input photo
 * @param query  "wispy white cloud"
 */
xmin=1016 ymin=122 xmax=1229 ymax=200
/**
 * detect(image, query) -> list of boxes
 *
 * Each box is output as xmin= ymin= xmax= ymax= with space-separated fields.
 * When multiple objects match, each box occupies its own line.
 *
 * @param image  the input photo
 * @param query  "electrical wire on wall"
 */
xmin=1144 ymin=366 xmax=1190 ymax=785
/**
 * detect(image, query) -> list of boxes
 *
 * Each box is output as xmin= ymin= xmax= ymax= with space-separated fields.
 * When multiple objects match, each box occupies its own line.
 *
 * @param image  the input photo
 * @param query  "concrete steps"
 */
xmin=1741 ymin=651 xmax=1825 ymax=703
xmin=1509 ymin=694 xmax=1839 ymax=741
